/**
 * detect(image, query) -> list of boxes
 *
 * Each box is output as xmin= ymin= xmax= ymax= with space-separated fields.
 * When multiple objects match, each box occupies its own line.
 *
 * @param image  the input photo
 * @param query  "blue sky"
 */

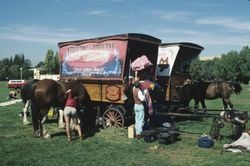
xmin=0 ymin=0 xmax=250 ymax=66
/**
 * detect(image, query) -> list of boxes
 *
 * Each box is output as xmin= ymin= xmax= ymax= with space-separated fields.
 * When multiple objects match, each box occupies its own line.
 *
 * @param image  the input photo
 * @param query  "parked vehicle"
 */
xmin=58 ymin=33 xmax=204 ymax=128
xmin=7 ymin=80 xmax=25 ymax=89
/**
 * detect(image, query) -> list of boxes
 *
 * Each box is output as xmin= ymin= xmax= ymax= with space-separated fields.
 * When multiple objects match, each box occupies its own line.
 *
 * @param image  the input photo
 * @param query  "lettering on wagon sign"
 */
xmin=106 ymin=85 xmax=121 ymax=101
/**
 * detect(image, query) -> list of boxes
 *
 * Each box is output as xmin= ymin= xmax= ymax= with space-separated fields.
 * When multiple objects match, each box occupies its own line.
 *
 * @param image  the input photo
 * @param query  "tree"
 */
xmin=0 ymin=54 xmax=32 ymax=80
xmin=22 ymin=59 xmax=33 ymax=79
xmin=44 ymin=49 xmax=59 ymax=74
xmin=8 ymin=65 xmax=20 ymax=79
xmin=189 ymin=59 xmax=203 ymax=80
xmin=189 ymin=46 xmax=250 ymax=81
xmin=200 ymin=60 xmax=216 ymax=80
xmin=213 ymin=59 xmax=227 ymax=79
xmin=44 ymin=49 xmax=54 ymax=74
xmin=239 ymin=46 xmax=250 ymax=77
xmin=222 ymin=51 xmax=242 ymax=80
xmin=0 ymin=62 xmax=9 ymax=80
xmin=53 ymin=52 xmax=60 ymax=74
xmin=13 ymin=53 xmax=25 ymax=65
xmin=1 ymin=58 xmax=10 ymax=66
xmin=35 ymin=61 xmax=45 ymax=68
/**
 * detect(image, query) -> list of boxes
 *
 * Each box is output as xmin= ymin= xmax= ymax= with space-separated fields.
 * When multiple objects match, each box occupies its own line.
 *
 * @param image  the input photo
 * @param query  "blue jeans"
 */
xmin=134 ymin=104 xmax=145 ymax=135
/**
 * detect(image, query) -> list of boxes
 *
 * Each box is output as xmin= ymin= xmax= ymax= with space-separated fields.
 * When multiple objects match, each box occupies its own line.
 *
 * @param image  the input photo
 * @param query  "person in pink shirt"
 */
xmin=64 ymin=89 xmax=83 ymax=142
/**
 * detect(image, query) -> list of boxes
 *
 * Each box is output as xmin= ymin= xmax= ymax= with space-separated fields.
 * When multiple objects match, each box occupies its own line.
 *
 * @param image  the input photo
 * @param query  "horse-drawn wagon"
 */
xmin=58 ymin=33 xmax=204 ymax=128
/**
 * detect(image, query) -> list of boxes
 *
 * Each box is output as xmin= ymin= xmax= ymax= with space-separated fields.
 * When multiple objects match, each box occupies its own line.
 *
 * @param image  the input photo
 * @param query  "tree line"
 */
xmin=0 ymin=49 xmax=59 ymax=80
xmin=189 ymin=46 xmax=250 ymax=81
xmin=0 ymin=46 xmax=250 ymax=81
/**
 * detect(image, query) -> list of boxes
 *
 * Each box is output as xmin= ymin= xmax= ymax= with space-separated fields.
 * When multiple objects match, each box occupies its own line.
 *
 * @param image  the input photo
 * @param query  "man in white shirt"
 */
xmin=132 ymin=81 xmax=146 ymax=139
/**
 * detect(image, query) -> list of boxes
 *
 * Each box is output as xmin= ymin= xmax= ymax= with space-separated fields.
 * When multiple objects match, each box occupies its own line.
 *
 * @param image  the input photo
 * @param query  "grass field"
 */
xmin=0 ymin=81 xmax=250 ymax=166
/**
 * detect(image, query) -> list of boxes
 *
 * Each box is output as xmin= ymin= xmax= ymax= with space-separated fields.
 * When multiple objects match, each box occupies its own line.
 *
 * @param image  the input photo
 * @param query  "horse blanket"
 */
xmin=131 ymin=55 xmax=152 ymax=71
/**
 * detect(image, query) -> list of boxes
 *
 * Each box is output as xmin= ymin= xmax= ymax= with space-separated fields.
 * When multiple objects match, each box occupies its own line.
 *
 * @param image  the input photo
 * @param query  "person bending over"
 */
xmin=64 ymin=89 xmax=83 ymax=142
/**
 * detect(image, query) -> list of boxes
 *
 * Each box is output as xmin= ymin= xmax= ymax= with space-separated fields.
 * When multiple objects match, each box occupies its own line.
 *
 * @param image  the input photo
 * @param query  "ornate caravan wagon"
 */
xmin=155 ymin=43 xmax=204 ymax=112
xmin=58 ymin=33 xmax=204 ymax=128
xmin=58 ymin=33 xmax=161 ymax=128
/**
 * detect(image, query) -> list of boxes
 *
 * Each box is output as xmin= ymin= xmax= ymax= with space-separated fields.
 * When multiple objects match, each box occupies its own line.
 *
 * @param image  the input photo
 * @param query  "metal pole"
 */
xmin=20 ymin=68 xmax=22 ymax=80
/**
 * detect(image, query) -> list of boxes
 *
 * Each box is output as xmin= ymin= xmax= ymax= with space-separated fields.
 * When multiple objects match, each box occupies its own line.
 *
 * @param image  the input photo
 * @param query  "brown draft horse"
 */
xmin=21 ymin=79 xmax=67 ymax=128
xmin=30 ymin=79 xmax=95 ymax=138
xmin=177 ymin=80 xmax=242 ymax=113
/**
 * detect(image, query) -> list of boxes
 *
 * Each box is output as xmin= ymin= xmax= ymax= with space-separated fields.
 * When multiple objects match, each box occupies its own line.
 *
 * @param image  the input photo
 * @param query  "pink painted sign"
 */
xmin=59 ymin=40 xmax=128 ymax=79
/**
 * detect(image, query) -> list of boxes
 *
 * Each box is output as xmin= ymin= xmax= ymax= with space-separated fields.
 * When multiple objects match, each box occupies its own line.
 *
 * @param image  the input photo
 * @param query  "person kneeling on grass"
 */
xmin=64 ymin=89 xmax=83 ymax=142
xmin=8 ymin=90 xmax=19 ymax=100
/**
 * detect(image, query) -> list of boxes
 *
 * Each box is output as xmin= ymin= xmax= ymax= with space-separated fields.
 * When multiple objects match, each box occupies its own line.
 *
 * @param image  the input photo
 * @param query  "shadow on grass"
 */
xmin=51 ymin=131 xmax=66 ymax=138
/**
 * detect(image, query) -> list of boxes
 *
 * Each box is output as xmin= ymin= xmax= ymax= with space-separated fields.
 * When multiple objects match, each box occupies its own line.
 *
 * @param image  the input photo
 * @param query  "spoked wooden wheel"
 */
xmin=102 ymin=107 xmax=124 ymax=128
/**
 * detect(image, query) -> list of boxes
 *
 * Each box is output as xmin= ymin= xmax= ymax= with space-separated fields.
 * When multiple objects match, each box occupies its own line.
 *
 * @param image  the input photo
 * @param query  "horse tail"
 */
xmin=21 ymin=79 xmax=39 ymax=104
xmin=20 ymin=83 xmax=28 ymax=104
xmin=30 ymin=83 xmax=40 ymax=137
xmin=232 ymin=82 xmax=242 ymax=95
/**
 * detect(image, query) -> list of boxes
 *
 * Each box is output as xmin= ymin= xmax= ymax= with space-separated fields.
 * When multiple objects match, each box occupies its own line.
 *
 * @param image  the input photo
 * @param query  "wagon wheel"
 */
xmin=113 ymin=105 xmax=126 ymax=115
xmin=102 ymin=107 xmax=124 ymax=128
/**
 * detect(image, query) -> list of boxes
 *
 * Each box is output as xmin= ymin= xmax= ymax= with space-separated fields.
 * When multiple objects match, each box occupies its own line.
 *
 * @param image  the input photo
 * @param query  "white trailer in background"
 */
xmin=29 ymin=68 xmax=60 ymax=81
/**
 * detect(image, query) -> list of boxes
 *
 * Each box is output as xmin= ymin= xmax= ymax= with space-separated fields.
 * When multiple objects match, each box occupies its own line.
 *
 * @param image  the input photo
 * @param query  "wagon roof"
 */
xmin=160 ymin=42 xmax=204 ymax=61
xmin=160 ymin=42 xmax=204 ymax=50
xmin=58 ymin=33 xmax=161 ymax=47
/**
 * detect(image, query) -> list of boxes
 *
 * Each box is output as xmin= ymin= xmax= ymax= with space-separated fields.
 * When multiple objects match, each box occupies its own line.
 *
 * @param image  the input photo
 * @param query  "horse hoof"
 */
xmin=44 ymin=133 xmax=51 ymax=139
xmin=79 ymin=136 xmax=83 ymax=142
xmin=23 ymin=121 xmax=31 ymax=125
xmin=33 ymin=133 xmax=41 ymax=138
xmin=68 ymin=137 xmax=72 ymax=143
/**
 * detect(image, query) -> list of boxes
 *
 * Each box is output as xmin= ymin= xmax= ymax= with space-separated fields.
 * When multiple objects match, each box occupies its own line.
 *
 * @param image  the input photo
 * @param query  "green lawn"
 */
xmin=0 ymin=81 xmax=250 ymax=166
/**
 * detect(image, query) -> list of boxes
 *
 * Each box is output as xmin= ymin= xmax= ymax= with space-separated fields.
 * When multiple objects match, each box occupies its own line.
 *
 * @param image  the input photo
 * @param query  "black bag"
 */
xmin=142 ymin=130 xmax=158 ymax=143
xmin=157 ymin=132 xmax=171 ymax=144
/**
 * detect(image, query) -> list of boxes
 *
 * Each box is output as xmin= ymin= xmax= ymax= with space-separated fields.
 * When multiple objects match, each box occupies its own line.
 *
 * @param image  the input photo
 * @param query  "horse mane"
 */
xmin=235 ymin=73 xmax=250 ymax=84
xmin=70 ymin=80 xmax=84 ymax=97
xmin=69 ymin=80 xmax=91 ymax=107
